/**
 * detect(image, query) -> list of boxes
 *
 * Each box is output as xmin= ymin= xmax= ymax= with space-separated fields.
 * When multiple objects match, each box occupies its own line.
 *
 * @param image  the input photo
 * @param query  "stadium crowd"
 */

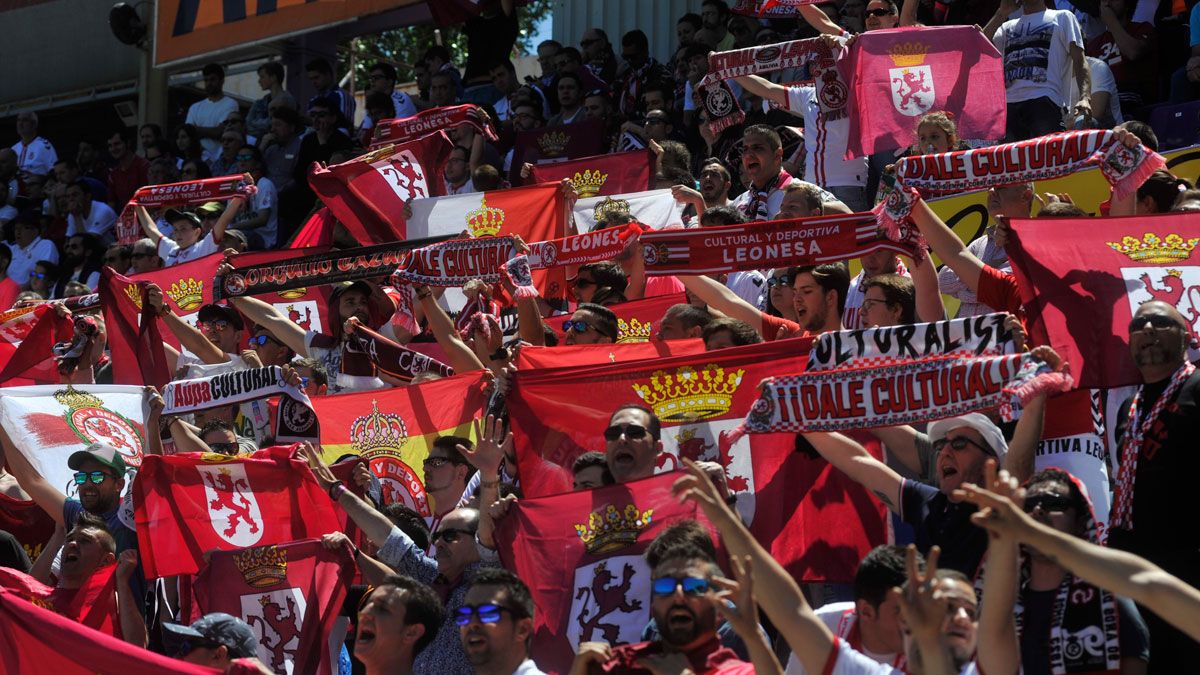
xmin=0 ymin=0 xmax=1199 ymax=673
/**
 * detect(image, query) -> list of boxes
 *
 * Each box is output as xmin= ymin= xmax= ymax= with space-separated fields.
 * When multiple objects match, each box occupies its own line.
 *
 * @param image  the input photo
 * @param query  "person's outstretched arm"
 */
xmin=226 ymin=294 xmax=308 ymax=356
xmin=801 ymin=431 xmax=904 ymax=512
xmin=679 ymin=274 xmax=767 ymax=335
xmin=910 ymin=197 xmax=985 ymax=293
xmin=910 ymin=252 xmax=946 ymax=323
xmin=415 ymin=286 xmax=486 ymax=372
xmin=0 ymin=427 xmax=66 ymax=525
xmin=135 ymin=205 xmax=164 ymax=242
xmin=732 ymin=74 xmax=790 ymax=107
xmin=708 ymin=555 xmax=784 ymax=675
xmin=973 ymin=461 xmax=1022 ymax=675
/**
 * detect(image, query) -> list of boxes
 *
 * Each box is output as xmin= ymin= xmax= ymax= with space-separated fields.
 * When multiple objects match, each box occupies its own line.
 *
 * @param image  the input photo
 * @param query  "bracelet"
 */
xmin=328 ymin=481 xmax=346 ymax=501
xmin=481 ymin=477 xmax=501 ymax=488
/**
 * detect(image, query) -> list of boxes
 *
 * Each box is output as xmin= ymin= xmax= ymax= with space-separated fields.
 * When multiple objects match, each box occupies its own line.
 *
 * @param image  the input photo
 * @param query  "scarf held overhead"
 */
xmin=702 ymin=37 xmax=848 ymax=121
xmin=806 ymin=312 xmax=1016 ymax=371
xmin=390 ymin=236 xmax=517 ymax=288
xmin=161 ymin=366 xmax=317 ymax=442
xmin=370 ymin=104 xmax=498 ymax=148
xmin=736 ymin=352 xmax=1073 ymax=437
xmin=114 ymin=174 xmax=257 ymax=243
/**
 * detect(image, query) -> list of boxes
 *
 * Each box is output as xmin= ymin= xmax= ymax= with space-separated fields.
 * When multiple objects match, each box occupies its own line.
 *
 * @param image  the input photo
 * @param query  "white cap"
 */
xmin=929 ymin=413 xmax=1008 ymax=467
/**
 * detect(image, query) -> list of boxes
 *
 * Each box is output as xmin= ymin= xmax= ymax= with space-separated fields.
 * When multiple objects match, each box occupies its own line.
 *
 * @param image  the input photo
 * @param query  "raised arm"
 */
xmin=910 ymin=252 xmax=946 ymax=323
xmin=116 ymin=550 xmax=149 ymax=648
xmin=0 ymin=426 xmax=66 ymax=525
xmin=227 ymin=294 xmax=308 ymax=356
xmin=731 ymin=74 xmax=790 ymax=108
xmin=868 ymin=424 xmax=925 ymax=477
xmin=678 ymin=274 xmax=767 ymax=335
xmin=984 ymin=0 xmax=1019 ymax=46
xmin=798 ymin=4 xmax=846 ymax=35
xmin=209 ymin=196 xmax=244 ymax=244
xmin=801 ymin=431 xmax=904 ymax=512
xmin=147 ymin=284 xmax=227 ymax=365
xmin=415 ymin=286 xmax=486 ymax=373
xmin=1071 ymin=44 xmax=1092 ymax=120
xmin=972 ymin=461 xmax=1022 ymax=675
xmin=135 ymin=205 xmax=164 ymax=242
xmin=709 ymin=555 xmax=784 ymax=675
xmin=911 ymin=197 xmax=985 ymax=294
xmin=300 ymin=443 xmax=399 ymax=547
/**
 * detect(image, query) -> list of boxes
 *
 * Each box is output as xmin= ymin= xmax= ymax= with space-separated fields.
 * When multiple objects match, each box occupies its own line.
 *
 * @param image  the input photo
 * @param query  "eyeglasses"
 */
xmin=562 ymin=320 xmax=593 ymax=334
xmin=604 ymin=423 xmax=648 ymax=442
xmin=644 ymin=118 xmax=668 ymax=126
xmin=199 ymin=319 xmax=233 ymax=332
xmin=570 ymin=278 xmax=597 ymax=289
xmin=932 ymin=436 xmax=994 ymax=457
xmin=454 ymin=604 xmax=514 ymax=626
xmin=651 ymin=576 xmax=710 ymax=597
xmin=170 ymin=638 xmax=221 ymax=659
xmin=208 ymin=441 xmax=238 ymax=454
xmin=247 ymin=334 xmax=281 ymax=347
xmin=860 ymin=298 xmax=890 ymax=312
xmin=1129 ymin=314 xmax=1180 ymax=332
xmin=432 ymin=527 xmax=475 ymax=545
xmin=1023 ymin=493 xmax=1075 ymax=514
xmin=766 ymin=274 xmax=793 ymax=288
xmin=865 ymin=7 xmax=895 ymax=16
xmin=423 ymin=456 xmax=455 ymax=470
xmin=73 ymin=470 xmax=114 ymax=485
xmin=235 ymin=153 xmax=254 ymax=161
xmin=31 ymin=272 xmax=46 ymax=280
xmin=300 ymin=376 xmax=311 ymax=388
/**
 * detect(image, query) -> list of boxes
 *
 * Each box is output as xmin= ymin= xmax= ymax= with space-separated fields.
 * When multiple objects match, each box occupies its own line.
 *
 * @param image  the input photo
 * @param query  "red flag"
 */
xmin=0 ymin=305 xmax=70 ymax=385
xmin=289 ymin=207 xmax=337 ymax=248
xmin=841 ymin=26 xmax=1005 ymax=156
xmin=311 ymin=372 xmax=489 ymax=514
xmin=527 ymin=150 xmax=655 ymax=197
xmin=0 ymin=587 xmax=217 ymax=675
xmin=543 ymin=293 xmax=690 ymax=345
xmin=133 ymin=445 xmax=342 ymax=578
xmin=0 ymin=564 xmax=121 ymax=637
xmin=193 ymin=539 xmax=353 ymax=675
xmin=515 ymin=340 xmax=706 ymax=370
xmin=1006 ymin=213 xmax=1200 ymax=388
xmin=99 ymin=268 xmax=171 ymax=388
xmin=495 ymin=473 xmax=716 ymax=674
xmin=510 ymin=338 xmax=889 ymax=581
xmin=509 ymin=119 xmax=608 ymax=184
xmin=308 ymin=135 xmax=454 ymax=244
xmin=0 ymin=493 xmax=56 ymax=562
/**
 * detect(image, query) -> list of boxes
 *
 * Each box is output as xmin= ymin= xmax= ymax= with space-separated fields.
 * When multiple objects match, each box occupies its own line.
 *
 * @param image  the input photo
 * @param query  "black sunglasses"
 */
xmin=865 ymin=7 xmax=895 ymax=16
xmin=562 ymin=319 xmax=593 ymax=334
xmin=1023 ymin=493 xmax=1075 ymax=514
xmin=767 ymin=274 xmax=794 ymax=288
xmin=571 ymin=278 xmax=597 ymax=288
xmin=454 ymin=604 xmax=517 ymax=626
xmin=208 ymin=441 xmax=238 ymax=454
xmin=1129 ymin=314 xmax=1180 ymax=332
xmin=432 ymin=528 xmax=475 ymax=545
xmin=604 ymin=423 xmax=648 ymax=442
xmin=932 ymin=436 xmax=994 ymax=457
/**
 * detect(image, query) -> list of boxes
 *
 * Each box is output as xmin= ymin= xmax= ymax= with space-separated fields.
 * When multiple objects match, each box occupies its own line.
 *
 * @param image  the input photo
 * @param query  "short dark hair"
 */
xmin=678 ymin=12 xmax=703 ymax=30
xmin=271 ymin=106 xmax=304 ymax=128
xmin=201 ymin=63 xmax=225 ymax=79
xmin=1038 ymin=202 xmax=1088 ymax=218
xmin=572 ymin=451 xmax=614 ymax=485
xmin=698 ymin=205 xmax=746 ymax=227
xmin=577 ymin=261 xmax=627 ymax=294
xmin=432 ymin=436 xmax=472 ymax=466
xmin=258 ymin=62 xmax=284 ymax=82
xmin=1027 ymin=468 xmax=1090 ymax=521
xmin=305 ymin=57 xmax=334 ymax=75
xmin=664 ymin=304 xmax=713 ymax=331
xmin=622 ymin=30 xmax=650 ymax=53
xmin=645 ymin=520 xmax=716 ymax=568
xmin=424 ymin=45 xmax=453 ymax=64
xmin=372 ymin=575 xmax=445 ymax=655
xmin=862 ymin=273 xmax=916 ymax=324
xmin=365 ymin=91 xmax=397 ymax=119
xmin=538 ymin=39 xmax=562 ymax=52
xmin=71 ymin=511 xmax=116 ymax=555
xmin=796 ymin=262 xmax=851 ymax=314
xmin=577 ymin=302 xmax=618 ymax=341
xmin=743 ymin=124 xmax=782 ymax=152
xmin=854 ymin=545 xmax=911 ymax=608
xmin=380 ymin=503 xmax=432 ymax=551
xmin=1118 ymin=120 xmax=1158 ymax=151
xmin=199 ymin=418 xmax=235 ymax=439
xmin=472 ymin=165 xmax=503 ymax=191
xmin=703 ymin=317 xmax=763 ymax=347
xmin=491 ymin=59 xmax=517 ymax=76
xmin=469 ymin=568 xmax=535 ymax=620
xmin=609 ymin=403 xmax=661 ymax=442
xmin=701 ymin=0 xmax=731 ymax=16
xmin=370 ymin=62 xmax=398 ymax=81
xmin=651 ymin=542 xmax=721 ymax=579
xmin=558 ymin=47 xmax=583 ymax=65
xmin=555 ymin=71 xmax=584 ymax=91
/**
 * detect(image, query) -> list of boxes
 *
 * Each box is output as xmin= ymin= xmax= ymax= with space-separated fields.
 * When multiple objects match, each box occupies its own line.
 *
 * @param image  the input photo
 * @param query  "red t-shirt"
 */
xmin=759 ymin=311 xmax=805 ymax=341
xmin=0 ymin=277 xmax=20 ymax=312
xmin=106 ymin=156 xmax=149 ymax=210
xmin=643 ymin=275 xmax=686 ymax=298
xmin=1086 ymin=23 xmax=1155 ymax=92
xmin=976 ymin=264 xmax=1023 ymax=316
xmin=593 ymin=637 xmax=755 ymax=674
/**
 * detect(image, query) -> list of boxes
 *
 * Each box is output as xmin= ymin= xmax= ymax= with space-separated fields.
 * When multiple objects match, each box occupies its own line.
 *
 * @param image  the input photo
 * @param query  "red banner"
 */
xmin=1006 ymin=213 xmax=1200 ymax=388
xmin=0 ymin=305 xmax=70 ymax=386
xmin=840 ymin=26 xmax=1005 ymax=156
xmin=194 ymin=539 xmax=353 ymax=675
xmin=100 ymin=269 xmax=172 ymax=389
xmin=509 ymin=119 xmax=607 ymax=184
xmin=0 ymin=493 xmax=55 ymax=562
xmin=510 ymin=338 xmax=889 ymax=582
xmin=133 ymin=445 xmax=342 ymax=578
xmin=514 ymin=340 xmax=706 ymax=370
xmin=542 ymin=293 xmax=690 ymax=345
xmin=311 ymin=372 xmax=489 ymax=515
xmin=309 ymin=134 xmax=453 ymax=245
xmin=527 ymin=150 xmax=654 ymax=198
xmin=495 ymin=473 xmax=716 ymax=674
xmin=371 ymin=104 xmax=497 ymax=148
xmin=0 ymin=564 xmax=120 ymax=637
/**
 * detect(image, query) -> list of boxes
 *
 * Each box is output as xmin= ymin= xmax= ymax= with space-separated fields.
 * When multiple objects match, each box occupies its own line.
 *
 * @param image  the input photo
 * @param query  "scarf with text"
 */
xmin=639 ymin=211 xmax=924 ymax=276
xmin=733 ymin=0 xmax=823 ymax=16
xmin=701 ymin=37 xmax=848 ymax=122
xmin=390 ymin=236 xmax=516 ymax=287
xmin=1110 ymin=361 xmax=1196 ymax=532
xmin=807 ymin=313 xmax=1016 ymax=371
xmin=879 ymin=131 xmax=1165 ymax=238
xmin=342 ymin=323 xmax=454 ymax=382
xmin=370 ymin=104 xmax=498 ymax=148
xmin=114 ymin=174 xmax=257 ymax=243
xmin=162 ymin=366 xmax=317 ymax=442
xmin=734 ymin=352 xmax=1072 ymax=437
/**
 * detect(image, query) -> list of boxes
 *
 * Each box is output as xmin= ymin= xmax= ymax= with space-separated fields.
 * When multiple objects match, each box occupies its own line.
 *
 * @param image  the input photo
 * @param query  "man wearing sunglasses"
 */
xmin=246 ymin=327 xmax=294 ymax=367
xmin=162 ymin=612 xmax=258 ymax=668
xmin=128 ymin=237 xmax=163 ymax=273
xmin=458 ymin=568 xmax=548 ymax=674
xmin=562 ymin=303 xmax=619 ymax=346
xmin=604 ymin=404 xmax=664 ymax=484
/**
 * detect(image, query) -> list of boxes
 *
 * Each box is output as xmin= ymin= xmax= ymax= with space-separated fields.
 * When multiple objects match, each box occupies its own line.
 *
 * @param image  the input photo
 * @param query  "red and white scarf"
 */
xmin=732 ymin=0 xmax=823 ymax=16
xmin=742 ymin=170 xmax=793 ymax=222
xmin=115 ymin=174 xmax=258 ymax=243
xmin=1110 ymin=361 xmax=1196 ymax=532
xmin=701 ymin=37 xmax=848 ymax=122
xmin=370 ymin=104 xmax=498 ymax=148
xmin=878 ymin=130 xmax=1165 ymax=239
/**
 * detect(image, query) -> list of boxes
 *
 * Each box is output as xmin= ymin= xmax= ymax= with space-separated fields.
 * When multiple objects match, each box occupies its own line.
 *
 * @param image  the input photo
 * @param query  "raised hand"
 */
xmin=897 ymin=544 xmax=946 ymax=641
xmin=672 ymin=458 xmax=736 ymax=526
xmin=460 ymin=414 xmax=510 ymax=476
xmin=709 ymin=554 xmax=759 ymax=639
xmin=116 ymin=549 xmax=139 ymax=582
xmin=298 ymin=441 xmax=337 ymax=491
xmin=955 ymin=459 xmax=1033 ymax=541
xmin=321 ymin=531 xmax=351 ymax=550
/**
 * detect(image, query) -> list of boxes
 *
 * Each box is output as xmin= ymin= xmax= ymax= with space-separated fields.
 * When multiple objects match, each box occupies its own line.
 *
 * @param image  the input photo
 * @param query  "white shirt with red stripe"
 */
xmin=784 ymin=603 xmax=904 ymax=675
xmin=784 ymin=86 xmax=866 ymax=190
xmin=819 ymin=637 xmax=982 ymax=675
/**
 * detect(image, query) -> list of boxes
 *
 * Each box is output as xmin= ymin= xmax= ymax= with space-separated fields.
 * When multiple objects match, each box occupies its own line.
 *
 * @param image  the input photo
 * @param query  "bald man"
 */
xmin=1108 ymin=300 xmax=1200 ymax=668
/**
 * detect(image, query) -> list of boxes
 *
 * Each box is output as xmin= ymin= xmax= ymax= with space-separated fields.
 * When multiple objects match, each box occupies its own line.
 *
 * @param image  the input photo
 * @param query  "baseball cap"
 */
xmin=929 ymin=413 xmax=1008 ymax=466
xmin=197 ymin=303 xmax=244 ymax=330
xmin=162 ymin=612 xmax=258 ymax=659
xmin=196 ymin=201 xmax=224 ymax=217
xmin=223 ymin=228 xmax=248 ymax=245
xmin=164 ymin=208 xmax=201 ymax=228
xmin=67 ymin=443 xmax=127 ymax=475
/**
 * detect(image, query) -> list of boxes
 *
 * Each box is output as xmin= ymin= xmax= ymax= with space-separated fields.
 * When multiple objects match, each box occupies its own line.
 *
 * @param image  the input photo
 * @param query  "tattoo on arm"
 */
xmin=872 ymin=489 xmax=896 ymax=511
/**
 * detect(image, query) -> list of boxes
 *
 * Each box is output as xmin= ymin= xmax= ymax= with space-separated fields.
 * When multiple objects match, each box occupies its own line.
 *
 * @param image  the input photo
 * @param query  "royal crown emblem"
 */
xmin=537 ymin=131 xmax=570 ymax=157
xmin=574 ymin=504 xmax=653 ymax=554
xmin=888 ymin=41 xmax=928 ymax=68
xmin=276 ymin=287 xmax=307 ymax=300
xmin=123 ymin=284 xmax=143 ymax=309
xmin=166 ymin=277 xmax=204 ymax=311
xmin=617 ymin=317 xmax=653 ymax=343
xmin=466 ymin=194 xmax=505 ymax=237
xmin=571 ymin=169 xmax=609 ymax=198
xmin=54 ymin=386 xmax=144 ymax=468
xmin=54 ymin=387 xmax=105 ymax=411
xmin=1105 ymin=233 xmax=1199 ymax=264
xmin=234 ymin=545 xmax=289 ymax=589
xmin=350 ymin=401 xmax=409 ymax=456
xmin=631 ymin=364 xmax=746 ymax=422
xmin=593 ymin=196 xmax=630 ymax=224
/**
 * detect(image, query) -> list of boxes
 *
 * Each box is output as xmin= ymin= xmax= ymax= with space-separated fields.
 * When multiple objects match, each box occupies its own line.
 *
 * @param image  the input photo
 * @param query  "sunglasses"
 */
xmin=454 ymin=604 xmax=514 ymax=626
xmin=865 ymin=7 xmax=895 ymax=16
xmin=1024 ymin=492 xmax=1075 ymax=514
xmin=423 ymin=456 xmax=457 ymax=470
xmin=570 ymin=278 xmax=597 ymax=289
xmin=432 ymin=527 xmax=475 ymax=545
xmin=603 ymin=423 xmax=648 ymax=442
xmin=1129 ymin=314 xmax=1180 ymax=332
xmin=208 ymin=441 xmax=238 ymax=454
xmin=562 ymin=320 xmax=593 ymax=334
xmin=235 ymin=153 xmax=254 ymax=161
xmin=73 ymin=470 xmax=114 ymax=485
xmin=766 ymin=274 xmax=793 ymax=288
xmin=199 ymin=319 xmax=233 ymax=332
xmin=247 ymin=334 xmax=280 ymax=347
xmin=300 ymin=376 xmax=311 ymax=388
xmin=932 ymin=436 xmax=994 ymax=457
xmin=651 ymin=576 xmax=710 ymax=597
xmin=31 ymin=272 xmax=46 ymax=280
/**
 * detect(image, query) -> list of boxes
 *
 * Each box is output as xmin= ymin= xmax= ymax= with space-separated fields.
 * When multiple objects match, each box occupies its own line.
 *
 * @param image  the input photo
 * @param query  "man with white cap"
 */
xmin=163 ymin=612 xmax=259 ymax=668
xmin=798 ymin=409 xmax=1036 ymax=576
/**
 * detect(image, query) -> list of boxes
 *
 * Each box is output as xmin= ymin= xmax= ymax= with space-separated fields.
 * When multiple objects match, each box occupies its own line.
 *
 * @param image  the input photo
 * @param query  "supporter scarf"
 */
xmin=639 ymin=212 xmax=924 ymax=276
xmin=732 ymin=0 xmax=822 ymax=16
xmin=743 ymin=170 xmax=793 ymax=222
xmin=51 ymin=315 xmax=99 ymax=376
xmin=806 ymin=313 xmax=1016 ymax=371
xmin=342 ymin=323 xmax=454 ymax=382
xmin=114 ymin=174 xmax=258 ymax=243
xmin=1110 ymin=361 xmax=1196 ymax=532
xmin=370 ymin=104 xmax=498 ymax=148
xmin=527 ymin=222 xmax=644 ymax=269
xmin=215 ymin=236 xmax=450 ymax=299
xmin=734 ymin=352 xmax=1072 ymax=437
xmin=454 ymin=295 xmax=502 ymax=334
xmin=701 ymin=37 xmax=848 ymax=121
xmin=700 ymin=80 xmax=746 ymax=136
xmin=161 ymin=366 xmax=318 ymax=442
xmin=390 ymin=236 xmax=517 ymax=287
xmin=880 ymin=131 xmax=1166 ymax=237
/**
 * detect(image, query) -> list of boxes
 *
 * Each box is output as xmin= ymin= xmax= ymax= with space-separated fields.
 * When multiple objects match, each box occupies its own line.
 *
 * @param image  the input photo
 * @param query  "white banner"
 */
xmin=806 ymin=313 xmax=1017 ymax=371
xmin=573 ymin=189 xmax=685 ymax=232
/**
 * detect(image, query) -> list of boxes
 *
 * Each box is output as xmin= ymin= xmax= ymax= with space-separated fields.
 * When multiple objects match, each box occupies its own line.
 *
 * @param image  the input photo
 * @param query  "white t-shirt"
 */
xmin=785 ymin=603 xmax=901 ymax=675
xmin=243 ymin=176 xmax=278 ymax=248
xmin=843 ymin=259 xmax=910 ymax=329
xmin=67 ymin=201 xmax=118 ymax=238
xmin=359 ymin=91 xmax=420 ymax=131
xmin=1077 ymin=56 xmax=1123 ymax=124
xmin=8 ymin=237 xmax=59 ymax=285
xmin=303 ymin=330 xmax=386 ymax=394
xmin=159 ymin=232 xmax=219 ymax=267
xmin=821 ymin=637 xmax=981 ymax=675
xmin=785 ymin=86 xmax=867 ymax=189
xmin=447 ymin=177 xmax=476 ymax=195
xmin=725 ymin=270 xmax=766 ymax=308
xmin=730 ymin=178 xmax=840 ymax=221
xmin=993 ymin=9 xmax=1084 ymax=106
xmin=186 ymin=96 xmax=241 ymax=159
xmin=11 ymin=137 xmax=58 ymax=176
